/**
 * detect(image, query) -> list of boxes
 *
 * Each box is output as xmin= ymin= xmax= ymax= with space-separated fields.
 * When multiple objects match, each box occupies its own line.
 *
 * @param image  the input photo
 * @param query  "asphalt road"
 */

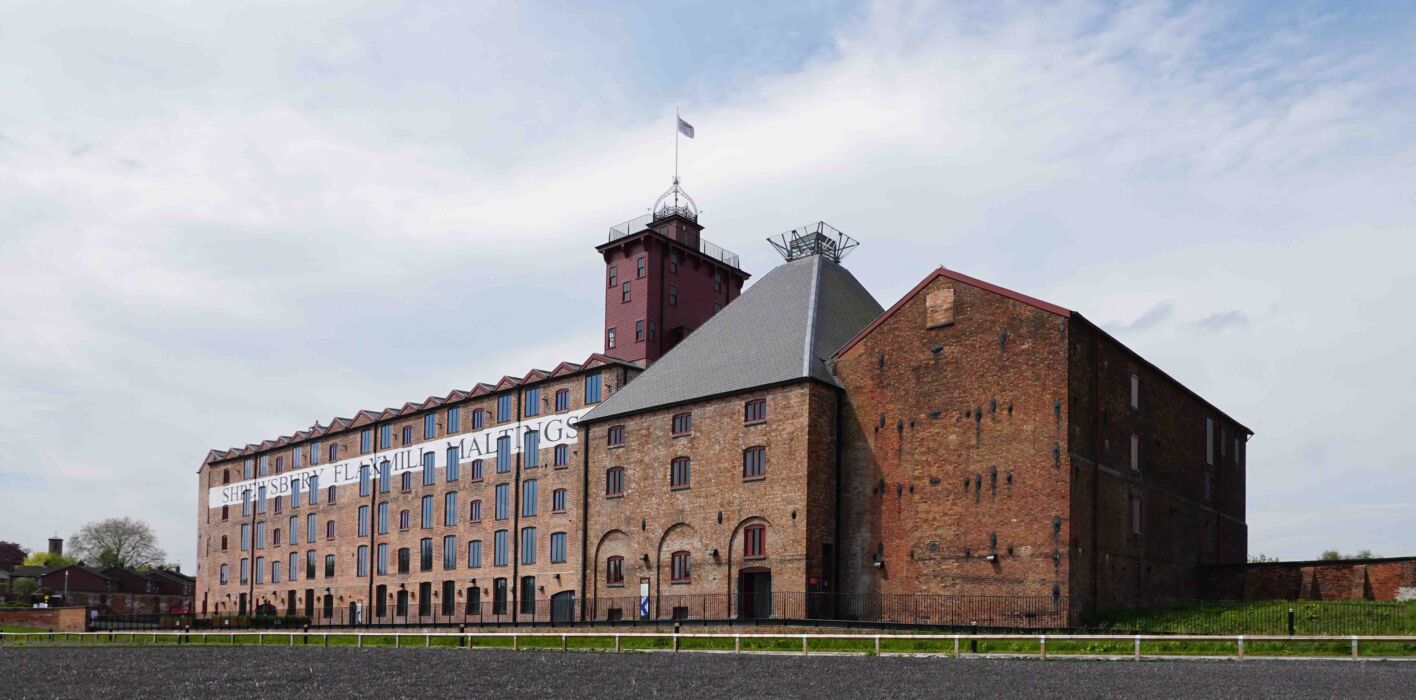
xmin=2 ymin=647 xmax=1412 ymax=699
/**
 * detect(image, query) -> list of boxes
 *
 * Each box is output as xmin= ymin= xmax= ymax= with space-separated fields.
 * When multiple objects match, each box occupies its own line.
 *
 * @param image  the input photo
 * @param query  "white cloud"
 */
xmin=1 ymin=1 xmax=1413 ymax=567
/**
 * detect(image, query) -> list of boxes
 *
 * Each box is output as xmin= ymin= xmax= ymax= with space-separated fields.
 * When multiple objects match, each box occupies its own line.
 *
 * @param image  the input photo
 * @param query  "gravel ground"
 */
xmin=2 ymin=647 xmax=1413 ymax=699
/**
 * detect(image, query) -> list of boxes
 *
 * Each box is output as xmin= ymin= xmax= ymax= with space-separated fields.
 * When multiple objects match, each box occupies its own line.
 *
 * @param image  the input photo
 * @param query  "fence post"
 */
xmin=1351 ymin=636 xmax=1359 ymax=660
xmin=394 ymin=634 xmax=400 ymax=648
xmin=513 ymin=634 xmax=519 ymax=651
xmin=875 ymin=635 xmax=881 ymax=656
xmin=802 ymin=636 xmax=808 ymax=655
xmin=954 ymin=635 xmax=960 ymax=658
xmin=357 ymin=635 xmax=363 ymax=648
xmin=1133 ymin=635 xmax=1141 ymax=661
xmin=735 ymin=635 xmax=741 ymax=653
xmin=425 ymin=633 xmax=430 ymax=648
xmin=1236 ymin=635 xmax=1244 ymax=662
xmin=562 ymin=634 xmax=567 ymax=652
xmin=323 ymin=633 xmax=329 ymax=648
xmin=1039 ymin=636 xmax=1046 ymax=660
xmin=615 ymin=634 xmax=621 ymax=653
xmin=1288 ymin=608 xmax=1295 ymax=636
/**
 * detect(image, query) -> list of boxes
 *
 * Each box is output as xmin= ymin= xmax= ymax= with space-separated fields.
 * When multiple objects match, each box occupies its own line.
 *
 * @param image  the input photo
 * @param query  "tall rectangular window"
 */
xmin=467 ymin=540 xmax=483 ymax=568
xmin=240 ymin=558 xmax=249 ymax=585
xmin=521 ymin=527 xmax=537 ymax=565
xmin=444 ymin=492 xmax=458 ymax=526
xmin=635 ymin=319 xmax=644 ymax=342
xmin=471 ymin=459 xmax=484 ymax=482
xmin=744 ymin=524 xmax=766 ymax=558
xmin=621 ymin=281 xmax=631 ymax=302
xmin=524 ymin=431 xmax=540 ymax=468
xmin=420 ymin=538 xmax=433 ymax=572
xmin=259 ymin=456 xmax=269 ymax=476
xmin=497 ymin=395 xmax=512 ymax=422
xmin=1130 ymin=435 xmax=1140 ymax=472
xmin=554 ymin=444 xmax=568 ymax=467
xmin=422 ymin=452 xmax=435 ymax=486
xmin=550 ymin=532 xmax=567 ymax=563
xmin=496 ymin=436 xmax=511 ymax=473
xmin=669 ymin=285 xmax=677 ymax=306
xmin=360 ymin=465 xmax=371 ymax=496
xmin=421 ymin=494 xmax=434 ymax=529
xmin=379 ymin=460 xmax=391 ymax=493
xmin=447 ymin=407 xmax=461 ymax=435
xmin=288 ymin=552 xmax=298 ymax=582
xmin=328 ymin=443 xmax=338 ymax=462
xmin=669 ymin=251 xmax=678 ymax=273
xmin=309 ymin=475 xmax=319 ymax=504
xmin=443 ymin=535 xmax=458 ymax=570
xmin=585 ymin=374 xmax=602 ymax=403
xmin=291 ymin=478 xmax=302 ymax=506
xmin=242 ymin=489 xmax=251 ymax=516
xmin=356 ymin=545 xmax=369 ymax=577
xmin=240 ymin=523 xmax=250 ymax=551
xmin=289 ymin=515 xmax=299 ymax=544
xmin=636 ymin=256 xmax=645 ymax=278
xmin=401 ymin=426 xmax=412 ymax=445
xmin=360 ymin=428 xmax=373 ymax=454
xmin=1130 ymin=374 xmax=1140 ymax=409
xmin=377 ymin=543 xmax=389 ymax=575
xmin=495 ymin=483 xmax=510 ymax=520
xmin=1131 ymin=495 xmax=1143 ymax=535
xmin=555 ymin=389 xmax=569 ymax=412
xmin=494 ymin=530 xmax=509 ymax=567
xmin=607 ymin=264 xmax=617 ymax=288
xmin=469 ymin=499 xmax=482 ymax=522
xmin=306 ymin=550 xmax=316 ymax=579
xmin=607 ymin=326 xmax=617 ymax=349
xmin=605 ymin=467 xmax=624 ymax=497
xmin=358 ymin=505 xmax=370 ymax=537
xmin=424 ymin=413 xmax=436 ymax=440
xmin=472 ymin=409 xmax=484 ymax=430
xmin=324 ymin=554 xmax=335 ymax=578
xmin=552 ymin=488 xmax=566 ymax=513
xmin=743 ymin=446 xmax=766 ymax=480
xmin=306 ymin=514 xmax=316 ymax=543
xmin=255 ymin=522 xmax=266 ymax=549
xmin=310 ymin=441 xmax=320 ymax=465
xmin=380 ymin=424 xmax=392 ymax=450
xmin=1205 ymin=418 xmax=1215 ymax=466
xmin=243 ymin=458 xmax=253 ymax=480
xmin=377 ymin=501 xmax=389 ymax=534
xmin=671 ymin=457 xmax=691 ymax=489
xmin=524 ymin=387 xmax=540 ymax=417
xmin=446 ymin=447 xmax=460 ymax=481
xmin=522 ymin=479 xmax=538 ymax=517
xmin=257 ymin=485 xmax=267 ymax=513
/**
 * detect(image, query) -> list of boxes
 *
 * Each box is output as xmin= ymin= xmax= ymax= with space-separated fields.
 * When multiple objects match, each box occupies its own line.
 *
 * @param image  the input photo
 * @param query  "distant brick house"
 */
xmin=33 ymin=564 xmax=194 ymax=614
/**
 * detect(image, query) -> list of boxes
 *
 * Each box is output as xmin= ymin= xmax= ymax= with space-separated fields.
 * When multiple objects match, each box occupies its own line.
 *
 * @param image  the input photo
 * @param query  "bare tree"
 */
xmin=68 ymin=517 xmax=166 ymax=569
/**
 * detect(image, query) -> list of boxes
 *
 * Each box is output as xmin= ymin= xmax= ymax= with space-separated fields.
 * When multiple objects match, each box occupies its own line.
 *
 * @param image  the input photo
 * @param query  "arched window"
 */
xmin=471 ymin=409 xmax=485 ymax=430
xmin=744 ymin=524 xmax=766 ymax=558
xmin=471 ymin=459 xmax=484 ymax=482
xmin=606 ymin=467 xmax=624 ymax=496
xmin=469 ymin=499 xmax=483 ymax=522
xmin=670 ymin=457 xmax=691 ymax=489
xmin=328 ymin=443 xmax=338 ymax=462
xmin=606 ymin=556 xmax=624 ymax=586
xmin=671 ymin=551 xmax=691 ymax=582
xmin=397 ymin=547 xmax=410 ymax=574
xmin=743 ymin=446 xmax=766 ymax=480
xmin=326 ymin=520 xmax=336 ymax=539
xmin=552 ymin=489 xmax=567 ymax=513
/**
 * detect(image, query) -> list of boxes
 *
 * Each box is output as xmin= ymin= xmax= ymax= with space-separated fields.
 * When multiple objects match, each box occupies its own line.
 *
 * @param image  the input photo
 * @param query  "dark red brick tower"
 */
xmin=597 ymin=179 xmax=749 ymax=366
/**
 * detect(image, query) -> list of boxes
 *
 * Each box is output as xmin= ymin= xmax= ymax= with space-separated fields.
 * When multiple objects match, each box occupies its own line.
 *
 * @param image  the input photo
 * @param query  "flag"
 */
xmin=677 ymin=116 xmax=695 ymax=139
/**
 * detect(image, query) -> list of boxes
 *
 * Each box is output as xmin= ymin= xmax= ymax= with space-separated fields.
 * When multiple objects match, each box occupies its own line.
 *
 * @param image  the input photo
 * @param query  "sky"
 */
xmin=2 ymin=0 xmax=1414 ymax=570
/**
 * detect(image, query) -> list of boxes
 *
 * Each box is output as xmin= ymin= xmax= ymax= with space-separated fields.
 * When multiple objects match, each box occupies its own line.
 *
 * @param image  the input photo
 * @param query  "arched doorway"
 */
xmin=550 ymin=590 xmax=576 ymax=623
xmin=738 ymin=567 xmax=771 ymax=620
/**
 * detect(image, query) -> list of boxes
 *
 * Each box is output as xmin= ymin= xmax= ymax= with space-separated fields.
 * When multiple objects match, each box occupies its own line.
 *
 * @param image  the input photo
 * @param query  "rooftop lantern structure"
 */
xmin=653 ymin=177 xmax=698 ymax=222
xmin=767 ymin=222 xmax=859 ymax=263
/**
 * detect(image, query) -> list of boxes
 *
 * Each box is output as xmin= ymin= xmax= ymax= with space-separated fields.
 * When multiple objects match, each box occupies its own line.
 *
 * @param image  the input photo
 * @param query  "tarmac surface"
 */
xmin=2 ymin=647 xmax=1413 ymax=698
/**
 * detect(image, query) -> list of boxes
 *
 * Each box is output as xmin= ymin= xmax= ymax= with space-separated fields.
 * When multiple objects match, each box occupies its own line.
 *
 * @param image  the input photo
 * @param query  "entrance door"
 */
xmin=550 ymin=591 xmax=575 ymax=624
xmin=738 ymin=569 xmax=772 ymax=620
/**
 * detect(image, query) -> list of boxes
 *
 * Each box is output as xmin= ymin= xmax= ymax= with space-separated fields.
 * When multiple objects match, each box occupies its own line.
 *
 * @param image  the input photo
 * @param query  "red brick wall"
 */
xmin=1067 ymin=320 xmax=1248 ymax=611
xmin=581 ymin=381 xmax=834 ymax=620
xmin=0 ymin=607 xmax=88 ymax=632
xmin=1203 ymin=558 xmax=1416 ymax=601
xmin=836 ymin=275 xmax=1073 ymax=611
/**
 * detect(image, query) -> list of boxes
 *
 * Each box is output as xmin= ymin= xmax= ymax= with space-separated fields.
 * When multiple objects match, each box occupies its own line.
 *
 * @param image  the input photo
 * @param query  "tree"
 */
xmin=1320 ymin=549 xmax=1379 ymax=561
xmin=1248 ymin=553 xmax=1279 ymax=563
xmin=12 ymin=578 xmax=38 ymax=600
xmin=22 ymin=551 xmax=75 ymax=568
xmin=0 ymin=541 xmax=26 ymax=570
xmin=68 ymin=517 xmax=166 ymax=569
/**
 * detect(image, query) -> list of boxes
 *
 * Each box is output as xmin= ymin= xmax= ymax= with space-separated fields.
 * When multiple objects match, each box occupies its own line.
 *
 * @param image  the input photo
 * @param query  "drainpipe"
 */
xmin=366 ymin=420 xmax=381 ymax=627
xmin=578 ymin=386 xmax=591 ymax=622
xmin=511 ymin=387 xmax=523 ymax=623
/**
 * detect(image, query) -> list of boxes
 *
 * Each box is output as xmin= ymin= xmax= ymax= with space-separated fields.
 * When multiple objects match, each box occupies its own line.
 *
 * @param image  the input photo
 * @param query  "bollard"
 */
xmin=1288 ymin=608 xmax=1296 ymax=636
xmin=1134 ymin=635 xmax=1141 ymax=661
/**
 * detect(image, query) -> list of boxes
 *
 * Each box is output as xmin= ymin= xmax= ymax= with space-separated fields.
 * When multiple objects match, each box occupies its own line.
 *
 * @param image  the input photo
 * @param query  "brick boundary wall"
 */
xmin=0 ymin=607 xmax=89 ymax=632
xmin=1202 ymin=557 xmax=1416 ymax=601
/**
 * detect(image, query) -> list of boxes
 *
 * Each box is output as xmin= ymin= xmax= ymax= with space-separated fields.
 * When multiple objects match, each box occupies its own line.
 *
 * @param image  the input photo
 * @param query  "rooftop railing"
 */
xmin=607 ymin=213 xmax=741 ymax=269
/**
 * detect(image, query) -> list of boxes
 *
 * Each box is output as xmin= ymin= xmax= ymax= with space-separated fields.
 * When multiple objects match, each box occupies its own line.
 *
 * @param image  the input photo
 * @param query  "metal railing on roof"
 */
xmin=607 ymin=214 xmax=741 ymax=269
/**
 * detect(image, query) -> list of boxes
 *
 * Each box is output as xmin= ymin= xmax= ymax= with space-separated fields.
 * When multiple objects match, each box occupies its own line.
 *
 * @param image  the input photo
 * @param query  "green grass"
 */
xmin=1091 ymin=600 xmax=1416 ymax=636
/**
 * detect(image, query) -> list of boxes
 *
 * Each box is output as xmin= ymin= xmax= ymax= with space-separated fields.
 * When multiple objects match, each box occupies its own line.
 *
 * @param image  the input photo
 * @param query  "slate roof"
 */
xmin=8 ymin=566 xmax=54 ymax=579
xmin=582 ymin=254 xmax=883 ymax=423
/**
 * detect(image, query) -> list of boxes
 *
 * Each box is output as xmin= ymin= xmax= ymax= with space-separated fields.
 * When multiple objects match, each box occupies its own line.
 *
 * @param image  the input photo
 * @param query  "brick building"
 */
xmin=197 ymin=188 xmax=1254 ymax=626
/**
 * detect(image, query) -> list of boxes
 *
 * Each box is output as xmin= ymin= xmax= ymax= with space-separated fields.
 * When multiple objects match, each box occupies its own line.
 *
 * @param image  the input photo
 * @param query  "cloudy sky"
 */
xmin=3 ymin=1 xmax=1414 ymax=570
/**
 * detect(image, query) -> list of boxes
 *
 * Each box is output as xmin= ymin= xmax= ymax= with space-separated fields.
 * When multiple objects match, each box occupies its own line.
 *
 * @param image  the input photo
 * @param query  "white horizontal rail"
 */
xmin=2 ymin=629 xmax=1414 ymax=662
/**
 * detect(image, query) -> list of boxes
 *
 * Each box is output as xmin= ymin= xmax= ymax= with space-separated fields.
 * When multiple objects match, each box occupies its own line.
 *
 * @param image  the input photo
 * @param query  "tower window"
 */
xmin=607 ymin=326 xmax=617 ymax=349
xmin=669 ymin=285 xmax=678 ymax=306
xmin=636 ymin=256 xmax=646 ymax=278
xmin=622 ymin=281 xmax=631 ymax=303
xmin=607 ymin=265 xmax=617 ymax=288
xmin=635 ymin=320 xmax=645 ymax=342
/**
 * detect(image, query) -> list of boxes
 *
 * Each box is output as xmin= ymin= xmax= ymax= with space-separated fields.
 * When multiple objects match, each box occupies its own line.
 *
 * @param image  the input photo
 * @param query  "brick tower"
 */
xmin=597 ymin=179 xmax=749 ymax=366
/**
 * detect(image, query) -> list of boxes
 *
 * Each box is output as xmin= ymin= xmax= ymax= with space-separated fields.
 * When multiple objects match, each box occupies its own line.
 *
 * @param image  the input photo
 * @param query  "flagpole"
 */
xmin=674 ymin=109 xmax=680 ymax=183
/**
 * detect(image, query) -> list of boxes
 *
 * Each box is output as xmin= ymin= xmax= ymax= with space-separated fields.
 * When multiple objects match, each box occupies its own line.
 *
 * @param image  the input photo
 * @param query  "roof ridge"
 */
xmin=801 ymin=254 xmax=823 ymax=377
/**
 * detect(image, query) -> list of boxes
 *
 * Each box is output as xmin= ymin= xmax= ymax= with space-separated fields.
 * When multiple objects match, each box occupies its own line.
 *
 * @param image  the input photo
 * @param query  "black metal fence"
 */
xmin=92 ymin=594 xmax=1414 ymax=636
